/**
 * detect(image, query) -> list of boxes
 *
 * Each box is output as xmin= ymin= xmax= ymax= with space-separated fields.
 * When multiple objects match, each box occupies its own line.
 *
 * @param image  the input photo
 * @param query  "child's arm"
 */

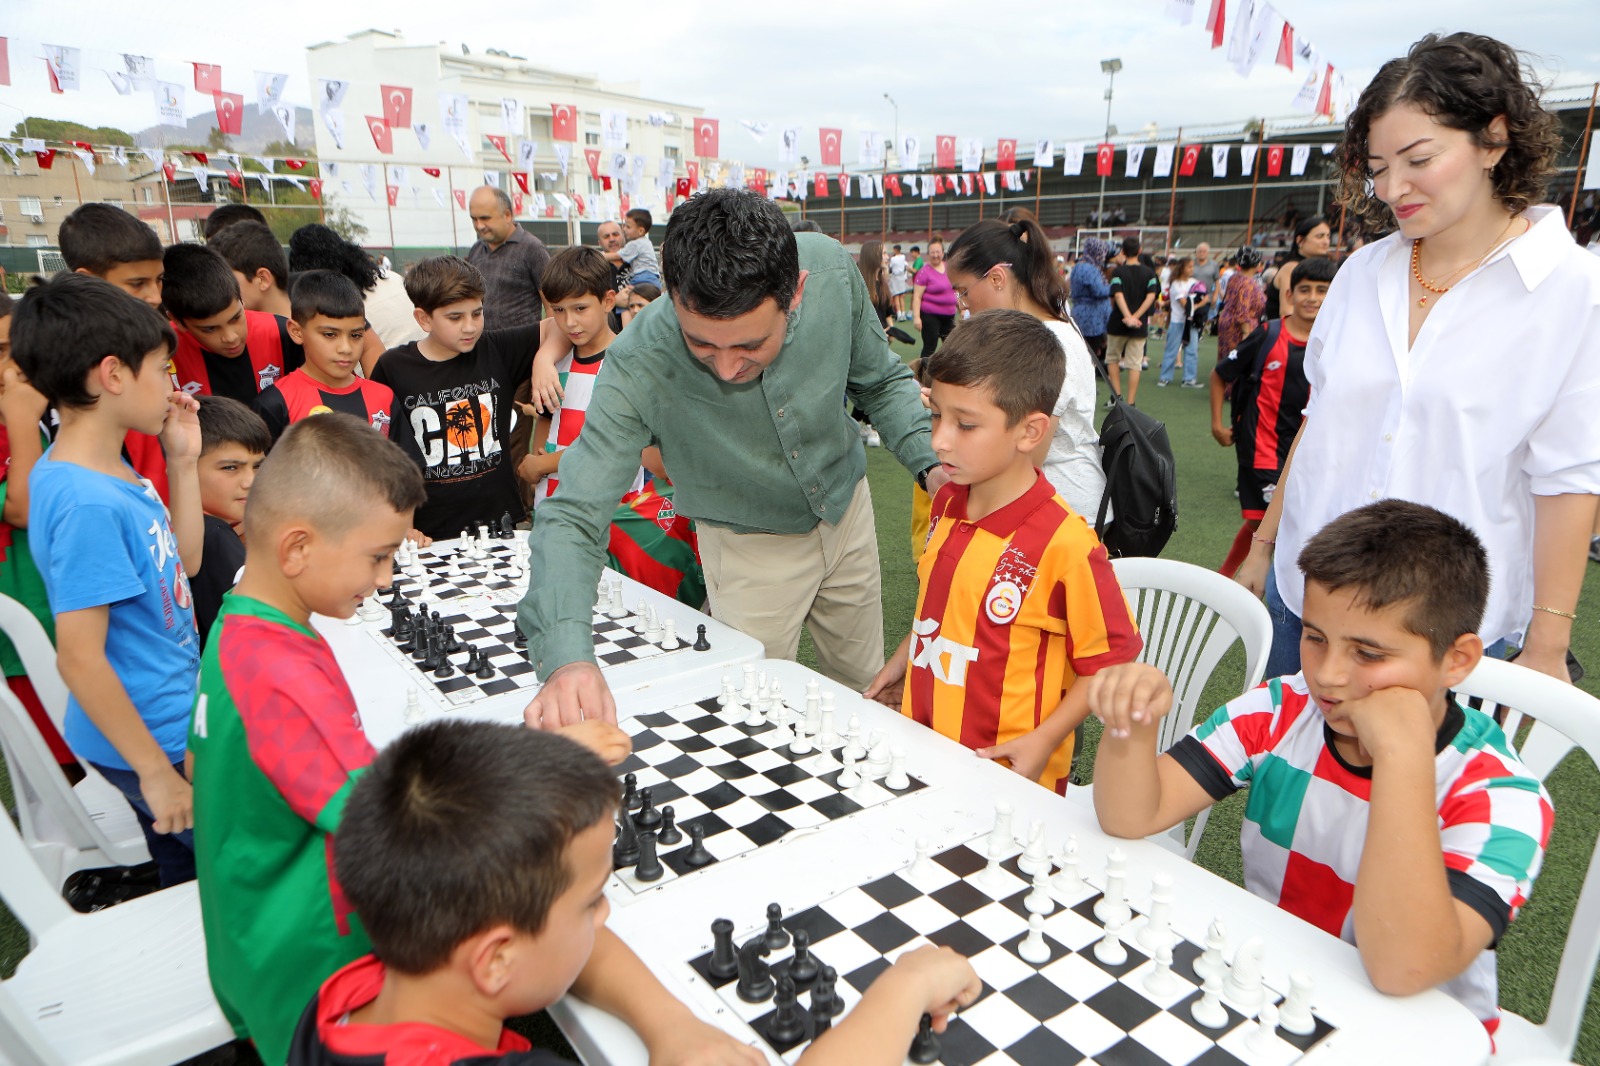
xmin=525 ymin=318 xmax=566 ymax=415
xmin=162 ymin=392 xmax=204 ymax=578
xmin=1209 ymin=369 xmax=1232 ymax=447
xmin=862 ymin=631 xmax=913 ymax=709
xmin=571 ymin=926 xmax=765 ymax=1066
xmin=0 ymin=366 xmax=49 ymax=526
xmin=641 ymin=445 xmax=666 ymax=480
xmin=517 ymin=413 xmax=561 ymax=486
xmin=1344 ymin=688 xmax=1497 ymax=995
xmin=56 ymin=605 xmax=191 ymax=831
xmin=1087 ymin=663 xmax=1217 ymax=838
xmin=975 ymin=682 xmax=1094 ymax=781
xmin=797 ymin=946 xmax=980 ymax=1066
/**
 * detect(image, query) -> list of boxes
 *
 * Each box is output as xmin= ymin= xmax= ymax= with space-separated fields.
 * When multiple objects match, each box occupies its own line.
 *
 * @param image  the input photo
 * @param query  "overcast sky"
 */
xmin=3 ymin=0 xmax=1597 ymax=165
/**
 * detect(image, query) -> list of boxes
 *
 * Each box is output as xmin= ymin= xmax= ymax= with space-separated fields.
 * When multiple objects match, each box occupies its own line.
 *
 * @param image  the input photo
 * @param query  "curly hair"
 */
xmin=1336 ymin=33 xmax=1561 ymax=232
xmin=287 ymin=223 xmax=380 ymax=293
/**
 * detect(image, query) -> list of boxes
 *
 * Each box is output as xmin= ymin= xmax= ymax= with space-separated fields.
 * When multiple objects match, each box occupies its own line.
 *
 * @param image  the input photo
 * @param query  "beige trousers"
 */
xmin=695 ymin=479 xmax=884 ymax=691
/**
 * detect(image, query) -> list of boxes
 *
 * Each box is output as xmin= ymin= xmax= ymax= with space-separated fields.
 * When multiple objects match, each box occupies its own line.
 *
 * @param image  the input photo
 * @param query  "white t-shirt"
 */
xmin=1165 ymin=277 xmax=1198 ymax=322
xmin=1041 ymin=318 xmax=1105 ymax=522
xmin=364 ymin=272 xmax=426 ymax=348
xmin=888 ymin=254 xmax=910 ymax=295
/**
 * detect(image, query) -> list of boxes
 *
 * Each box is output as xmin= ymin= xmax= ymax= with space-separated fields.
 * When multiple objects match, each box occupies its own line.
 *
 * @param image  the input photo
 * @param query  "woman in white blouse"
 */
xmin=1237 ymin=32 xmax=1600 ymax=683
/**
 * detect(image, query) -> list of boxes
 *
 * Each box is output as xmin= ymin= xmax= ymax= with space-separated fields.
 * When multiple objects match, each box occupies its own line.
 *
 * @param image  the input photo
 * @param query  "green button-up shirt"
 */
xmin=520 ymin=232 xmax=936 ymax=675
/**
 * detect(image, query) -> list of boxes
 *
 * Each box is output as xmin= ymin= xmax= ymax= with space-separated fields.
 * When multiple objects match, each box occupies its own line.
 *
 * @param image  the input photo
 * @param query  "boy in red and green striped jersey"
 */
xmin=1090 ymin=500 xmax=1554 ymax=1037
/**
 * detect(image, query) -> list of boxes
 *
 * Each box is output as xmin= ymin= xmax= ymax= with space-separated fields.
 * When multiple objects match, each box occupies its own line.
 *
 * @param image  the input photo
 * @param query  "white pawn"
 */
xmin=884 ymin=748 xmax=910 ymax=791
xmin=1093 ymin=912 xmax=1128 ymax=966
xmin=843 ymin=714 xmax=866 ymax=760
xmin=908 ymin=837 xmax=936 ymax=879
xmin=717 ymin=676 xmax=734 ymax=706
xmin=1051 ymin=836 xmax=1085 ymax=894
xmin=1248 ymin=1001 xmax=1281 ymax=1053
xmin=836 ymin=749 xmax=861 ymax=788
xmin=1224 ymin=937 xmax=1265 ymax=1012
xmin=1017 ymin=913 xmax=1051 ymax=964
xmin=1143 ymin=942 xmax=1181 ymax=998
xmin=742 ymin=697 xmax=765 ymax=729
xmin=403 ymin=687 xmax=423 ymax=725
xmin=1137 ymin=873 xmax=1175 ymax=953
xmin=817 ymin=698 xmax=840 ymax=748
xmin=770 ymin=695 xmax=793 ymax=743
xmin=1017 ymin=819 xmax=1049 ymax=875
xmin=1195 ymin=918 xmax=1229 ymax=982
xmin=1277 ymin=971 xmax=1316 ymax=1036
xmin=810 ymin=739 xmax=840 ymax=774
xmin=848 ymin=768 xmax=874 ymax=804
xmin=660 ymin=619 xmax=680 ymax=650
xmin=1190 ymin=972 xmax=1229 ymax=1029
xmin=987 ymin=799 xmax=1015 ymax=858
xmin=788 ymin=718 xmax=813 ymax=755
xmin=358 ymin=594 xmax=386 ymax=622
xmin=1024 ymin=864 xmax=1054 ymax=916
xmin=974 ymin=850 xmax=1009 ymax=893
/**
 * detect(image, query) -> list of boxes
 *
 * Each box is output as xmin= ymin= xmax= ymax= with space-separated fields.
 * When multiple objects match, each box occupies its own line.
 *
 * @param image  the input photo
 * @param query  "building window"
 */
xmin=665 ymin=145 xmax=681 ymax=161
xmin=26 ymin=234 xmax=48 ymax=248
xmin=19 ymin=196 xmax=42 ymax=218
xmin=584 ymin=132 xmax=600 ymax=146
xmin=103 ymin=199 xmax=124 ymax=209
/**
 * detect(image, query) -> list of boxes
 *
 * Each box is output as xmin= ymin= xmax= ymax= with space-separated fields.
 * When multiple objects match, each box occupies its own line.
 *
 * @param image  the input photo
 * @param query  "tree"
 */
xmin=6 ymin=118 xmax=134 ymax=145
xmin=206 ymin=127 xmax=233 ymax=152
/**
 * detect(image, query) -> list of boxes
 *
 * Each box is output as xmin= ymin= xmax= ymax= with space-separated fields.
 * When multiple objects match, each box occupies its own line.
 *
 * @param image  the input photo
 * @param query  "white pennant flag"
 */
xmin=482 ymin=170 xmax=500 ymax=188
xmin=1125 ymin=145 xmax=1147 ymax=178
xmin=254 ymin=173 xmax=272 ymax=192
xmin=141 ymin=147 xmax=162 ymax=167
xmin=117 ymin=54 xmax=156 ymax=92
xmin=1291 ymin=51 xmax=1324 ymax=111
xmin=1290 ymin=144 xmax=1311 ymax=176
xmin=518 ymin=138 xmax=537 ymax=170
xmin=1153 ymin=144 xmax=1175 ymax=178
xmin=110 ymin=146 xmax=129 ymax=167
xmin=1240 ymin=145 xmax=1259 ymax=176
xmin=191 ymin=166 xmax=210 ymax=194
xmin=1165 ymin=0 xmax=1196 ymax=24
xmin=0 ymin=143 xmax=15 ymax=166
xmin=413 ymin=121 xmax=431 ymax=150
xmin=271 ymin=104 xmax=297 ymax=144
xmin=601 ymin=109 xmax=627 ymax=150
xmin=982 ymin=172 xmax=997 ymax=196
xmin=1235 ymin=2 xmax=1278 ymax=78
xmin=859 ymin=175 xmax=875 ymax=201
xmin=532 ymin=193 xmax=548 ymax=216
xmin=858 ymin=131 xmax=883 ymax=168
xmin=554 ymin=143 xmax=570 ymax=176
xmin=778 ymin=127 xmax=800 ymax=164
xmin=285 ymin=176 xmax=307 ymax=193
xmin=361 ymin=163 xmax=381 ymax=201
xmin=740 ymin=119 xmax=771 ymax=144
xmin=74 ymin=150 xmax=96 ymax=176
xmin=21 ymin=138 xmax=45 ymax=154
xmin=155 ymin=82 xmax=186 ymax=127
xmin=323 ymin=108 xmax=346 ymax=150
xmin=1034 ymin=139 xmax=1055 ymax=168
xmin=501 ymin=97 xmax=523 ymax=136
xmin=388 ymin=165 xmax=408 ymax=186
xmin=256 ymin=71 xmax=288 ymax=115
xmin=252 ymin=156 xmax=273 ymax=173
xmin=1212 ymin=145 xmax=1230 ymax=178
xmin=1061 ymin=142 xmax=1086 ymax=176
xmin=325 ymin=162 xmax=340 ymax=178
xmin=1226 ymin=0 xmax=1255 ymax=70
xmin=657 ymin=156 xmax=675 ymax=186
xmin=44 ymin=45 xmax=82 ymax=91
xmin=899 ymin=133 xmax=921 ymax=169
xmin=223 ymin=153 xmax=242 ymax=172
xmin=961 ymin=137 xmax=984 ymax=173
xmin=106 ymin=71 xmax=135 ymax=95
xmin=433 ymin=188 xmax=447 ymax=207
xmin=318 ymin=78 xmax=350 ymax=110
xmin=540 ymin=172 xmax=559 ymax=184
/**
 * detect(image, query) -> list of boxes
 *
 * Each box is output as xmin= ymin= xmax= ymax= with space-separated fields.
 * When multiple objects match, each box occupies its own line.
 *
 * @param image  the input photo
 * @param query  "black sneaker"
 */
xmin=1590 ymin=536 xmax=1600 ymax=564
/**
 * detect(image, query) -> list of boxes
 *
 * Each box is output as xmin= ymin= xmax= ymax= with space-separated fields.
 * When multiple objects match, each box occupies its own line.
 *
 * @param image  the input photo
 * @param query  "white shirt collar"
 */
xmin=1382 ymin=203 xmax=1572 ymax=294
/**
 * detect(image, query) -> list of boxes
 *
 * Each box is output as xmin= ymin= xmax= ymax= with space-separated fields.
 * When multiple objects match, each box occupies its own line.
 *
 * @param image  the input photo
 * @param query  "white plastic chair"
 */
xmin=0 ymin=593 xmax=149 ymax=887
xmin=1109 ymin=557 xmax=1273 ymax=857
xmin=0 ymin=696 xmax=235 ymax=1065
xmin=1451 ymin=657 xmax=1600 ymax=1064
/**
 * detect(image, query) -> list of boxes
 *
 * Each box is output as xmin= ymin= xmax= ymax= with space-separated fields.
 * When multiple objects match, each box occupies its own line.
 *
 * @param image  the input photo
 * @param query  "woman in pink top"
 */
xmin=912 ymin=237 xmax=959 ymax=356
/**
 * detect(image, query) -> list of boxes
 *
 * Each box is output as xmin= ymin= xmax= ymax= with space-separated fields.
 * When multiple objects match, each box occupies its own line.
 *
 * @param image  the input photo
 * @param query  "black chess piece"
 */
xmin=707 ymin=918 xmax=739 ymax=980
xmin=634 ymin=829 xmax=663 ymax=882
xmin=620 ymin=773 xmax=639 ymax=813
xmin=765 ymin=975 xmax=807 ymax=1044
xmin=498 ymin=511 xmax=516 ymax=538
xmin=442 ymin=624 xmax=460 ymax=654
xmin=430 ymin=610 xmax=442 ymax=628
xmin=908 ymin=1013 xmax=940 ymax=1065
xmin=762 ymin=903 xmax=790 ymax=952
xmin=391 ymin=606 xmax=412 ymax=640
xmin=735 ymin=934 xmax=775 ymax=1003
xmin=411 ymin=629 xmax=432 ymax=663
xmin=513 ymin=622 xmax=527 ymax=649
xmin=475 ymin=653 xmax=495 ymax=680
xmin=656 ymin=805 xmax=682 ymax=846
xmin=633 ymin=788 xmax=662 ymax=829
xmin=813 ymin=967 xmax=843 ymax=1017
xmin=787 ymin=928 xmax=819 ymax=985
xmin=693 ymin=623 xmax=711 ymax=651
xmin=612 ymin=808 xmax=641 ymax=869
xmin=432 ymin=640 xmax=455 ymax=679
xmin=387 ymin=586 xmax=406 ymax=608
xmin=683 ymin=822 xmax=715 ymax=868
xmin=809 ymin=989 xmax=833 ymax=1036
xmin=463 ymin=646 xmax=481 ymax=673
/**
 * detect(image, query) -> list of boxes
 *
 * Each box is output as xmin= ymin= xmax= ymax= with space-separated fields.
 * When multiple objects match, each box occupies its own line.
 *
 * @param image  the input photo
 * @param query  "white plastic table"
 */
xmin=548 ymin=660 xmax=1491 ymax=1066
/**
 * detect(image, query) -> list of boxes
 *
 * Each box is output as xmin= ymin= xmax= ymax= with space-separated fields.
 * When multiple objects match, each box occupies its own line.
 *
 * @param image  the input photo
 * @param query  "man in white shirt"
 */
xmin=888 ymin=244 xmax=910 ymax=320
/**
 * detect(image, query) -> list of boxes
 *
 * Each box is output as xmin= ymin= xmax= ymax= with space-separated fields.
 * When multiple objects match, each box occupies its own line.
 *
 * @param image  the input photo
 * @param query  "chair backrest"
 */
xmin=1454 ymin=657 xmax=1600 ymax=1060
xmin=0 ymin=717 xmax=76 ymax=940
xmin=0 ymin=593 xmax=69 ymax=729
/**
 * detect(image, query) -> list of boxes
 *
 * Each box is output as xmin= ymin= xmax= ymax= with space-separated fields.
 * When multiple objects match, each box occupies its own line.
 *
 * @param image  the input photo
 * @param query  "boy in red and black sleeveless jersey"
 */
xmin=162 ymin=243 xmax=304 ymax=406
xmin=253 ymin=272 xmax=394 ymax=444
xmin=1210 ymin=256 xmax=1337 ymax=577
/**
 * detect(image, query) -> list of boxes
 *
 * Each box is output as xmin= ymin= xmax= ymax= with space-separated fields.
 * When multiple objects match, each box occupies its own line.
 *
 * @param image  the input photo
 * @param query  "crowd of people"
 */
xmin=0 ymin=28 xmax=1594 ymax=1066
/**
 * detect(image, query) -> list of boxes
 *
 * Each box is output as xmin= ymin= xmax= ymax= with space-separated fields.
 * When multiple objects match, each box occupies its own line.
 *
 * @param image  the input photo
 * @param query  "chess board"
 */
xmin=687 ymin=836 xmax=1337 ymax=1066
xmin=610 ymin=696 xmax=930 ymax=895
xmin=373 ymin=542 xmax=700 ymax=707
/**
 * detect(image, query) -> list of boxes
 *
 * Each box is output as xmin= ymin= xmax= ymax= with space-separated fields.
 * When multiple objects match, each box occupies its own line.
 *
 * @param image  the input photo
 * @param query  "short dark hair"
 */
xmin=207 ymin=221 xmax=288 ymax=291
xmin=1338 ymin=33 xmax=1560 ymax=232
xmin=1121 ymin=237 xmax=1141 ymax=257
xmin=625 ymin=207 xmax=653 ymax=235
xmin=540 ymin=246 xmax=615 ymax=304
xmin=0 ymin=290 xmax=13 ymax=320
xmin=335 ymin=720 xmax=619 ymax=974
xmin=288 ymin=224 xmax=380 ymax=293
xmin=10 ymin=273 xmax=175 ymax=409
xmin=162 ymin=244 xmax=242 ymax=323
xmin=196 ymin=394 xmax=271 ymax=457
xmin=1290 ymin=256 xmax=1339 ymax=288
xmin=1297 ymin=499 xmax=1488 ymax=660
xmin=289 ymin=269 xmax=366 ymax=324
xmin=245 ymin=413 xmax=426 ymax=542
xmin=203 ymin=203 xmax=267 ymax=241
xmin=926 ymin=308 xmax=1064 ymax=427
xmin=630 ymin=282 xmax=662 ymax=303
xmin=660 ymin=189 xmax=799 ymax=318
xmin=403 ymin=255 xmax=485 ymax=314
xmin=58 ymin=204 xmax=163 ymax=275
xmin=790 ymin=218 xmax=822 ymax=233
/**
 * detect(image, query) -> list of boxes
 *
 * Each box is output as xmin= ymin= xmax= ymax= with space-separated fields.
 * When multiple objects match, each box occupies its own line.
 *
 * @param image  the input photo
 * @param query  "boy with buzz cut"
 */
xmin=191 ymin=395 xmax=268 ymax=646
xmin=163 ymin=242 xmax=304 ymax=406
xmin=1090 ymin=500 xmax=1553 ymax=1034
xmin=290 ymin=719 xmax=981 ymax=1066
xmin=864 ymin=309 xmax=1142 ymax=794
xmin=372 ymin=255 xmax=538 ymax=540
xmin=12 ymin=273 xmax=204 ymax=888
xmin=208 ymin=219 xmax=292 ymax=319
xmin=1211 ymin=255 xmax=1337 ymax=578
xmin=253 ymin=270 xmax=394 ymax=444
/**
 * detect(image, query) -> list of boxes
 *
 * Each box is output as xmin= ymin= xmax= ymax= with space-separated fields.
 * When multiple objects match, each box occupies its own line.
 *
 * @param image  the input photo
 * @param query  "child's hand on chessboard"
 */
xmin=556 ymin=718 xmax=632 ymax=766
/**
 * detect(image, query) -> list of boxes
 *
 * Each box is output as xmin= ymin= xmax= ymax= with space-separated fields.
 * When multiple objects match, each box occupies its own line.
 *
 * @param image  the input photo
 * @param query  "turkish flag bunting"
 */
xmin=686 ymin=160 xmax=700 ymax=185
xmin=486 ymin=134 xmax=512 ymax=163
xmin=514 ymin=191 xmax=525 ymax=215
xmin=621 ymin=193 xmax=630 ymax=214
xmin=814 ymin=172 xmax=828 ymax=198
xmin=386 ymin=185 xmax=399 ymax=206
xmin=0 ymin=38 xmax=10 ymax=87
xmin=214 ymin=92 xmax=244 ymax=136
xmin=453 ymin=188 xmax=467 ymax=209
xmin=601 ymin=176 xmax=612 ymax=190
xmin=677 ymin=177 xmax=692 ymax=198
xmin=1206 ymin=0 xmax=1225 ymax=48
xmin=584 ymin=148 xmax=602 ymax=179
xmin=423 ymin=166 xmax=441 ymax=178
xmin=284 ymin=158 xmax=306 ymax=170
xmin=34 ymin=148 xmax=56 ymax=169
xmin=511 ymin=171 xmax=529 ymax=193
xmin=997 ymin=139 xmax=1017 ymax=171
xmin=693 ymin=118 xmax=719 ymax=158
xmin=1266 ymin=146 xmax=1284 ymax=176
xmin=187 ymin=151 xmax=209 ymax=166
xmin=1276 ymin=23 xmax=1295 ymax=69
xmin=70 ymin=140 xmax=92 ymax=152
xmin=1315 ymin=64 xmax=1334 ymax=118
xmin=192 ymin=63 xmax=221 ymax=93
xmin=381 ymin=85 xmax=413 ymax=129
xmin=818 ymin=127 xmax=842 ymax=167
xmin=935 ymin=136 xmax=956 ymax=171
xmin=367 ymin=117 xmax=393 ymax=155
xmin=666 ymin=195 xmax=677 ymax=212
xmin=308 ymin=178 xmax=323 ymax=199
xmin=550 ymin=103 xmax=578 ymax=142
xmin=1179 ymin=144 xmax=1201 ymax=177
xmin=1096 ymin=143 xmax=1114 ymax=177
xmin=751 ymin=168 xmax=767 ymax=188
xmin=885 ymin=174 xmax=903 ymax=197
xmin=572 ymin=193 xmax=585 ymax=215
xmin=227 ymin=170 xmax=243 ymax=189
xmin=161 ymin=162 xmax=175 ymax=182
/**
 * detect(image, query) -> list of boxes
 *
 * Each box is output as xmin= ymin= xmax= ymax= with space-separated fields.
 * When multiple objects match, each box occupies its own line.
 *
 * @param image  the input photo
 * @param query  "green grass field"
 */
xmin=4 ymin=328 xmax=1598 ymax=1063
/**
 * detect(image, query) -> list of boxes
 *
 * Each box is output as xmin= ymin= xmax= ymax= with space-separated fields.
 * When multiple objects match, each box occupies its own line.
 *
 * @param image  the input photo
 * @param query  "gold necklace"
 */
xmin=1411 ymin=217 xmax=1518 ymax=307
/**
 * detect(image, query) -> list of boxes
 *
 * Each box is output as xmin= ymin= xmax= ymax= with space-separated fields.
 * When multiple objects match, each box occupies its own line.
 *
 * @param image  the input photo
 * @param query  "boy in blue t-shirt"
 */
xmin=12 ymin=273 xmax=204 ymax=886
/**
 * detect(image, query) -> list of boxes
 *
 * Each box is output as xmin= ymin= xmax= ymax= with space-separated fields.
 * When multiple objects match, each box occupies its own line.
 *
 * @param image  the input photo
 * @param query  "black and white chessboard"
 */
xmin=372 ymin=542 xmax=700 ymax=707
xmin=688 ymin=837 xmax=1336 ymax=1066
xmin=610 ymin=696 xmax=930 ymax=895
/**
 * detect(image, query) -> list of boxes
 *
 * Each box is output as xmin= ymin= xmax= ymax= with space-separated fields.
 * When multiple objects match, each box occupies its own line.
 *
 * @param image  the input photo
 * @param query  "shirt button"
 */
xmin=791 ymin=450 xmax=799 ymax=459
xmin=819 ymin=505 xmax=826 ymax=513
xmin=777 ymin=408 xmax=785 ymax=417
xmin=1369 ymin=490 xmax=1379 ymax=500
xmin=1383 ymin=433 xmax=1393 ymax=442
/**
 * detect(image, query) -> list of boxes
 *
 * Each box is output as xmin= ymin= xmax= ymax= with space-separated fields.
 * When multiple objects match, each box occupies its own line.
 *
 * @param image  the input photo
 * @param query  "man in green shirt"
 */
xmin=520 ymin=190 xmax=943 ymax=726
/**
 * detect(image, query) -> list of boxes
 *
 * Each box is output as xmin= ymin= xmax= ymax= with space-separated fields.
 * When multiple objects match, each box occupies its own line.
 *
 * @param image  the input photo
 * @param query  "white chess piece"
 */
xmin=359 ymin=594 xmax=386 ymax=620
xmin=1094 ymin=848 xmax=1131 ymax=925
xmin=1195 ymin=918 xmax=1229 ymax=982
xmin=1277 ymin=971 xmax=1316 ymax=1035
xmin=816 ymin=696 xmax=839 ymax=748
xmin=630 ymin=600 xmax=650 ymax=633
xmin=769 ymin=680 xmax=784 ymax=714
xmin=644 ymin=610 xmax=663 ymax=644
xmin=405 ymin=550 xmax=425 ymax=578
xmin=836 ymin=749 xmax=861 ymax=788
xmin=741 ymin=664 xmax=759 ymax=703
xmin=403 ymin=687 xmax=423 ymax=725
xmin=908 ymin=837 xmax=935 ymax=879
xmin=607 ymin=585 xmax=627 ymax=619
xmin=843 ymin=714 xmax=866 ymax=760
xmin=865 ymin=730 xmax=891 ymax=778
xmin=883 ymin=748 xmax=910 ymax=790
xmin=809 ymin=739 xmax=839 ymax=773
xmin=1024 ymin=864 xmax=1053 ymax=915
xmin=987 ymin=800 xmax=1015 ymax=858
xmin=755 ymin=672 xmax=771 ymax=714
xmin=1093 ymin=913 xmax=1128 ymax=966
xmin=1142 ymin=942 xmax=1181 ymax=997
xmin=1137 ymin=873 xmax=1174 ymax=952
xmin=788 ymin=719 xmax=813 ymax=755
xmin=804 ymin=680 xmax=821 ymax=734
xmin=1223 ymin=937 xmax=1265 ymax=1012
xmin=1051 ymin=836 xmax=1085 ymax=894
xmin=1017 ymin=913 xmax=1051 ymax=964
xmin=973 ymin=850 xmax=1010 ymax=893
xmin=717 ymin=676 xmax=734 ymax=706
xmin=848 ymin=768 xmax=874 ymax=803
xmin=1248 ymin=1001 xmax=1281 ymax=1053
xmin=1190 ymin=973 xmax=1229 ymax=1029
xmin=770 ymin=696 xmax=792 ymax=742
xmin=741 ymin=697 xmax=765 ymax=729
xmin=1018 ymin=820 xmax=1048 ymax=875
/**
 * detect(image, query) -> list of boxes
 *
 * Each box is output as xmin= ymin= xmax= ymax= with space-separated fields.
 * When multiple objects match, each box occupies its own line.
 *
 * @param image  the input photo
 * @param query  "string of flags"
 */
xmin=1164 ymin=0 xmax=1357 ymax=121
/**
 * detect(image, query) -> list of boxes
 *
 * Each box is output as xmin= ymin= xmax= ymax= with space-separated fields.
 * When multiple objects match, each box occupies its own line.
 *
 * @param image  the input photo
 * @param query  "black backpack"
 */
xmin=1091 ymin=363 xmax=1178 ymax=558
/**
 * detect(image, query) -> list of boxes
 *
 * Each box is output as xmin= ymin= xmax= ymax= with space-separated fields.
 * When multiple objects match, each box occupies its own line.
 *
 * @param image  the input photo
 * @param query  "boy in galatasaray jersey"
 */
xmin=866 ymin=310 xmax=1141 ymax=794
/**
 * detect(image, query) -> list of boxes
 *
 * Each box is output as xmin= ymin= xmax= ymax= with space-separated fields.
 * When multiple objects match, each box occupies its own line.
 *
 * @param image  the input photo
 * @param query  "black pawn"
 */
xmin=634 ymin=787 xmax=662 ymax=829
xmin=765 ymin=975 xmax=807 ymax=1044
xmin=809 ymin=989 xmax=833 ymax=1035
xmin=475 ymin=653 xmax=495 ymax=680
xmin=656 ymin=805 xmax=682 ymax=845
xmin=430 ymin=610 xmax=442 ymax=628
xmin=707 ymin=918 xmax=739 ymax=980
xmin=463 ymin=646 xmax=481 ymax=673
xmin=612 ymin=808 xmax=641 ymax=869
xmin=432 ymin=641 xmax=455 ymax=678
xmin=813 ymin=967 xmax=843 ymax=1017
xmin=787 ymin=928 xmax=819 ymax=985
xmin=683 ymin=822 xmax=715 ymax=867
xmin=908 ymin=1013 xmax=940 ymax=1065
xmin=387 ymin=585 xmax=406 ymax=608
xmin=693 ymin=623 xmax=711 ymax=651
xmin=411 ymin=629 xmax=431 ymax=662
xmin=621 ymin=772 xmax=640 ymax=812
xmin=762 ymin=902 xmax=790 ymax=952
xmin=736 ymin=934 xmax=775 ymax=1003
xmin=513 ymin=622 xmax=527 ymax=649
xmin=634 ymin=829 xmax=663 ymax=882
xmin=443 ymin=624 xmax=460 ymax=654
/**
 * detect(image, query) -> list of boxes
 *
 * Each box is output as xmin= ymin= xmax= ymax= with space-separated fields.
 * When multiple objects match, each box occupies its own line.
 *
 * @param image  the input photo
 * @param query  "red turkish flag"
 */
xmin=381 ymin=85 xmax=413 ymax=129
xmin=453 ymin=188 xmax=467 ymax=209
xmin=751 ymin=168 xmax=767 ymax=188
xmin=601 ymin=176 xmax=613 ymax=191
xmin=514 ymin=191 xmax=525 ymax=215
xmin=814 ymin=172 xmax=829 ymax=198
xmin=70 ymin=140 xmax=93 ymax=152
xmin=686 ymin=160 xmax=700 ymax=185
xmin=1315 ymin=64 xmax=1334 ymax=118
xmin=1266 ymin=146 xmax=1284 ymax=177
xmin=1095 ymin=143 xmax=1114 ymax=177
xmin=550 ymin=103 xmax=578 ymax=142
xmin=161 ymin=162 xmax=176 ymax=182
xmin=934 ymin=176 xmax=945 ymax=195
xmin=666 ymin=194 xmax=677 ymax=212
xmin=226 ymin=170 xmax=243 ymax=189
xmin=284 ymin=158 xmax=306 ymax=170
xmin=0 ymin=38 xmax=10 ymax=87
xmin=819 ymin=128 xmax=842 ymax=167
xmin=1276 ymin=23 xmax=1295 ymax=69
xmin=214 ymin=92 xmax=243 ymax=136
xmin=367 ymin=117 xmax=394 ymax=155
xmin=676 ymin=177 xmax=692 ymax=198
xmin=192 ymin=63 xmax=221 ymax=93
xmin=308 ymin=179 xmax=323 ymax=200
xmin=935 ymin=136 xmax=956 ymax=171
xmin=511 ymin=171 xmax=529 ymax=193
xmin=187 ymin=151 xmax=209 ymax=166
xmin=584 ymin=148 xmax=602 ymax=179
xmin=571 ymin=193 xmax=584 ymax=215
xmin=386 ymin=185 xmax=399 ymax=207
xmin=620 ymin=193 xmax=630 ymax=214
xmin=1205 ymin=0 xmax=1225 ymax=48
xmin=693 ymin=118 xmax=719 ymax=158
xmin=885 ymin=174 xmax=903 ymax=197
xmin=422 ymin=166 xmax=441 ymax=178
xmin=486 ymin=134 xmax=512 ymax=163
xmin=34 ymin=148 xmax=56 ymax=169
xmin=997 ymin=139 xmax=1017 ymax=171
xmin=1179 ymin=144 xmax=1201 ymax=176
